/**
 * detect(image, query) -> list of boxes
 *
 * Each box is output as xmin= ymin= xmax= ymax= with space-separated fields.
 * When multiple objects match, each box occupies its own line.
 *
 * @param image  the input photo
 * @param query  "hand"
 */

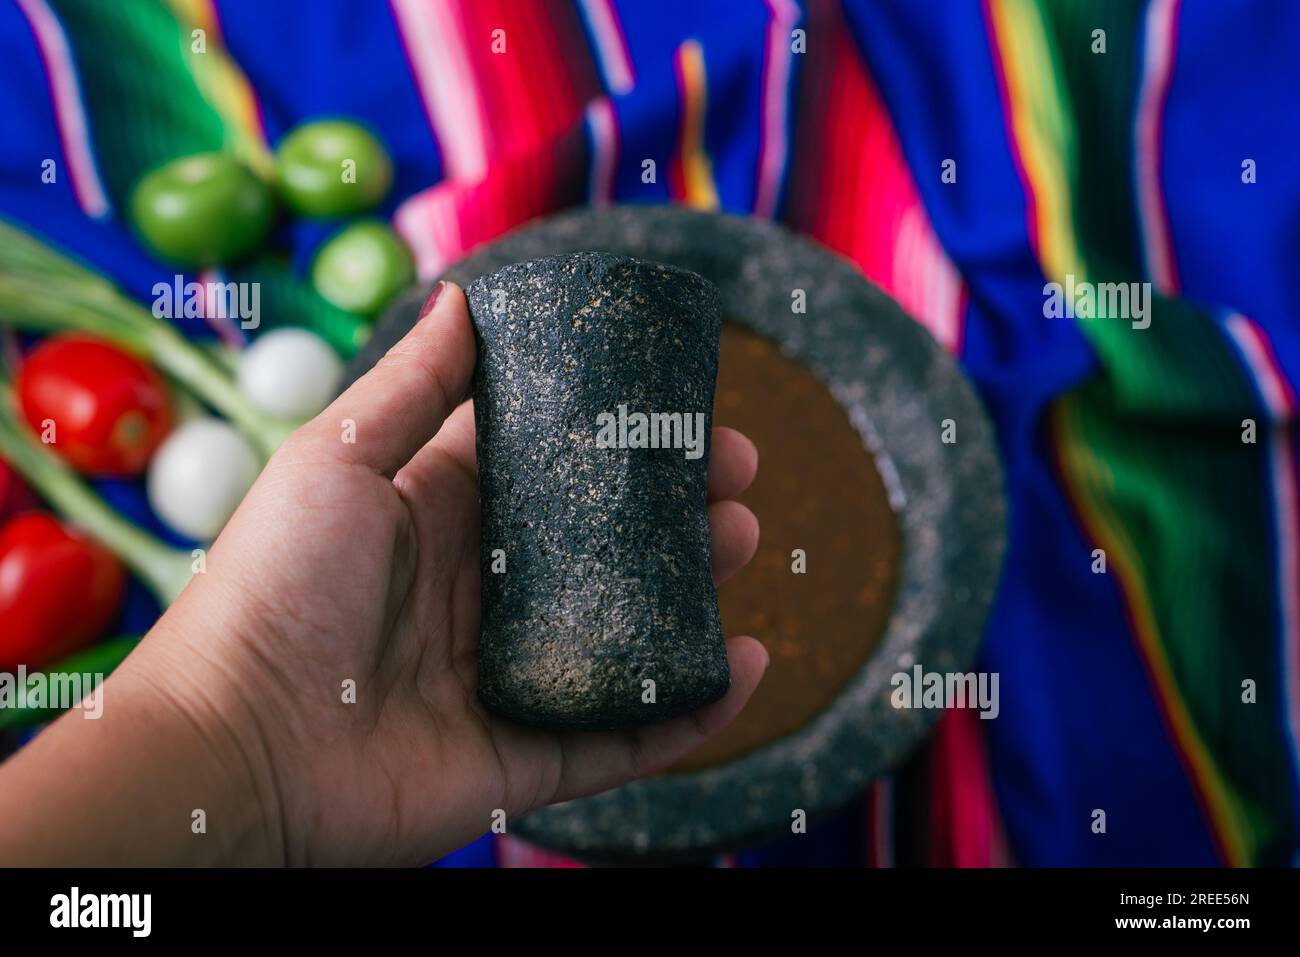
xmin=0 ymin=282 xmax=765 ymax=866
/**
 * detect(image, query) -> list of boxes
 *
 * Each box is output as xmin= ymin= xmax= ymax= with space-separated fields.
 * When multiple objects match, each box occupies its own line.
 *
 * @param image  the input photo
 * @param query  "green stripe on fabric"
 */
xmin=47 ymin=0 xmax=229 ymax=203
xmin=1038 ymin=0 xmax=1296 ymax=863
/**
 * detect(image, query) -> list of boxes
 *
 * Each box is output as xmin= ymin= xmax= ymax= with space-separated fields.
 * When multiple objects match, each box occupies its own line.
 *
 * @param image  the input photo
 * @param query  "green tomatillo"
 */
xmin=311 ymin=220 xmax=414 ymax=316
xmin=274 ymin=119 xmax=393 ymax=218
xmin=129 ymin=152 xmax=274 ymax=267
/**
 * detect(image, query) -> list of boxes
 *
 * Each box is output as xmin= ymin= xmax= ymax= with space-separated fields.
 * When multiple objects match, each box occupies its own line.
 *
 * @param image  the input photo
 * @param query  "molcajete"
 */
xmin=466 ymin=252 xmax=730 ymax=731
xmin=346 ymin=206 xmax=1007 ymax=860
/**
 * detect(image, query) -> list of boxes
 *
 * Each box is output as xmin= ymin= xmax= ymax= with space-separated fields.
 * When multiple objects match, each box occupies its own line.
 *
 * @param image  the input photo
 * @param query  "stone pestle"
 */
xmin=467 ymin=252 xmax=730 ymax=731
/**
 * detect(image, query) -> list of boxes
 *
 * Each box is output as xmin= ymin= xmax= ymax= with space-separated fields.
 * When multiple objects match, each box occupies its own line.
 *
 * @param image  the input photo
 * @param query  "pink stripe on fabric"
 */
xmin=1135 ymin=0 xmax=1182 ymax=295
xmin=931 ymin=707 xmax=1013 ymax=867
xmin=1224 ymin=314 xmax=1300 ymax=797
xmin=495 ymin=835 xmax=586 ymax=868
xmin=577 ymin=0 xmax=635 ymax=95
xmin=584 ymin=97 xmax=618 ymax=206
xmin=392 ymin=194 xmax=441 ymax=278
xmin=197 ymin=267 xmax=248 ymax=349
xmin=882 ymin=179 xmax=964 ymax=355
xmin=390 ymin=0 xmax=490 ymax=181
xmin=14 ymin=0 xmax=110 ymax=219
xmin=394 ymin=184 xmax=462 ymax=280
xmin=753 ymin=0 xmax=798 ymax=218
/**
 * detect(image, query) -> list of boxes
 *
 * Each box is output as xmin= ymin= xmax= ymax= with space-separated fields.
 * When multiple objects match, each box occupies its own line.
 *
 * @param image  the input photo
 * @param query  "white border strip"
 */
xmin=1224 ymin=312 xmax=1300 ymax=807
xmin=390 ymin=0 xmax=490 ymax=182
xmin=15 ymin=0 xmax=110 ymax=219
xmin=584 ymin=98 xmax=617 ymax=206
xmin=577 ymin=0 xmax=634 ymax=95
xmin=1134 ymin=0 xmax=1180 ymax=294
xmin=753 ymin=0 xmax=798 ymax=218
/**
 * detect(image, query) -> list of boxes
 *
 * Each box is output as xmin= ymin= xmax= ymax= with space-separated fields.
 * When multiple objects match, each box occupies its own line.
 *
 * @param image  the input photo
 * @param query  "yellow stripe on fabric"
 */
xmin=164 ymin=0 xmax=271 ymax=174
xmin=676 ymin=40 xmax=719 ymax=212
xmin=165 ymin=0 xmax=216 ymax=35
xmin=1051 ymin=396 xmax=1253 ymax=866
xmin=987 ymin=0 xmax=1082 ymax=283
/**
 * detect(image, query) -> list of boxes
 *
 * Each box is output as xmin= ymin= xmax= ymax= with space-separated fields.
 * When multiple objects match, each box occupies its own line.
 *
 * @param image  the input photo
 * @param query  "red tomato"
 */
xmin=17 ymin=335 xmax=172 ymax=476
xmin=0 ymin=512 xmax=125 ymax=671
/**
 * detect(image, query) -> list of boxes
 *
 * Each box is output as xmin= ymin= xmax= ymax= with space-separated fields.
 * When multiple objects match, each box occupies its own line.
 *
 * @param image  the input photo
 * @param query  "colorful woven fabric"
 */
xmin=2 ymin=0 xmax=1295 ymax=866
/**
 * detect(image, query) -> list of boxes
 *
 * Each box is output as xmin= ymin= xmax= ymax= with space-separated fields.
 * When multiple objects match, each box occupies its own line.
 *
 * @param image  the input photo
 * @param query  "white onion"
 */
xmin=237 ymin=327 xmax=342 ymax=420
xmin=147 ymin=419 xmax=259 ymax=541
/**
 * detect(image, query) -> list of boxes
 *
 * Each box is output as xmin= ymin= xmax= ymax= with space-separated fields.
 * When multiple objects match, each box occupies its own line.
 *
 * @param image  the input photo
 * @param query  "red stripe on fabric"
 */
xmin=458 ymin=0 xmax=595 ymax=163
xmin=779 ymin=0 xmax=964 ymax=350
xmin=817 ymin=25 xmax=858 ymax=250
xmin=457 ymin=0 xmax=509 ymax=157
xmin=508 ymin=0 xmax=559 ymax=149
xmin=546 ymin=0 xmax=605 ymax=109
xmin=667 ymin=46 xmax=689 ymax=203
xmin=952 ymin=284 xmax=970 ymax=358
xmin=827 ymin=29 xmax=860 ymax=253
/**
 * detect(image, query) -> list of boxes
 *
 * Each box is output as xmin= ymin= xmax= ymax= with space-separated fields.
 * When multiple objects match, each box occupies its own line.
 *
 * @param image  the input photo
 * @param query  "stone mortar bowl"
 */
xmin=343 ymin=206 xmax=1007 ymax=863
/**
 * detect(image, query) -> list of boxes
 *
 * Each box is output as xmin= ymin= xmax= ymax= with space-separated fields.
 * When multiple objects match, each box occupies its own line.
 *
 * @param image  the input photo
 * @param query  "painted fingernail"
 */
xmin=419 ymin=281 xmax=447 ymax=321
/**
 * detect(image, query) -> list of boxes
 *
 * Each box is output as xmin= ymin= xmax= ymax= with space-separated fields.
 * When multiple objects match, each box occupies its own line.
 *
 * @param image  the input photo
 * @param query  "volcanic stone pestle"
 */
xmin=466 ymin=252 xmax=730 ymax=731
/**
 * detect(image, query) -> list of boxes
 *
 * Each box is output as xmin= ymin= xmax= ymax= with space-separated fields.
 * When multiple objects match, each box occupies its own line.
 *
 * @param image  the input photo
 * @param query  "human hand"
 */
xmin=55 ymin=281 xmax=764 ymax=866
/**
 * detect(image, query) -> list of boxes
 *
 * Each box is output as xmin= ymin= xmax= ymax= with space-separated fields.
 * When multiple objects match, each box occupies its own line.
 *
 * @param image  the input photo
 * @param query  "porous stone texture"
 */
xmin=466 ymin=253 xmax=729 ymax=731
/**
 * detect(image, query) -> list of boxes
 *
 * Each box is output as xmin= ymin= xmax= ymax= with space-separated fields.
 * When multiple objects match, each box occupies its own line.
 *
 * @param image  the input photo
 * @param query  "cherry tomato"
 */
xmin=130 ymin=152 xmax=274 ymax=266
xmin=17 ymin=335 xmax=172 ymax=477
xmin=274 ymin=119 xmax=393 ymax=218
xmin=311 ymin=220 xmax=415 ymax=316
xmin=0 ymin=513 xmax=125 ymax=671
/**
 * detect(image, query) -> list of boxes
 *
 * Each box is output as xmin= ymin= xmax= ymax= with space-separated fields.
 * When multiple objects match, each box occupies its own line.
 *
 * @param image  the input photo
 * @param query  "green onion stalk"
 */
xmin=0 ymin=635 xmax=141 ymax=730
xmin=0 ymin=384 xmax=194 ymax=607
xmin=0 ymin=220 xmax=300 ymax=460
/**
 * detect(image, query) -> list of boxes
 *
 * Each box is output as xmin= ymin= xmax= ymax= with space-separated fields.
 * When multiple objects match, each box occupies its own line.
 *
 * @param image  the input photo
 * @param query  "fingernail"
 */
xmin=759 ymin=642 xmax=771 ymax=669
xmin=419 ymin=281 xmax=447 ymax=321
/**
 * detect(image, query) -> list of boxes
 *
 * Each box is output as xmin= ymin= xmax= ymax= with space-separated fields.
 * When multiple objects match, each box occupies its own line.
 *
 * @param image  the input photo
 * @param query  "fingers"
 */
xmin=285 ymin=282 xmax=476 ymax=477
xmin=401 ymin=398 xmax=476 ymax=484
xmin=545 ymin=635 xmax=770 ymax=806
xmin=710 ymin=500 xmax=760 ymax=586
xmin=707 ymin=428 xmax=758 ymax=502
xmin=405 ymin=409 xmax=760 ymax=588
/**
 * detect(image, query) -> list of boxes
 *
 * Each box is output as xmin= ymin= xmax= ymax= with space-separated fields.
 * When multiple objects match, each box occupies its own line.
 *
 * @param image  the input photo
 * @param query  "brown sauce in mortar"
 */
xmin=669 ymin=322 xmax=900 ymax=773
